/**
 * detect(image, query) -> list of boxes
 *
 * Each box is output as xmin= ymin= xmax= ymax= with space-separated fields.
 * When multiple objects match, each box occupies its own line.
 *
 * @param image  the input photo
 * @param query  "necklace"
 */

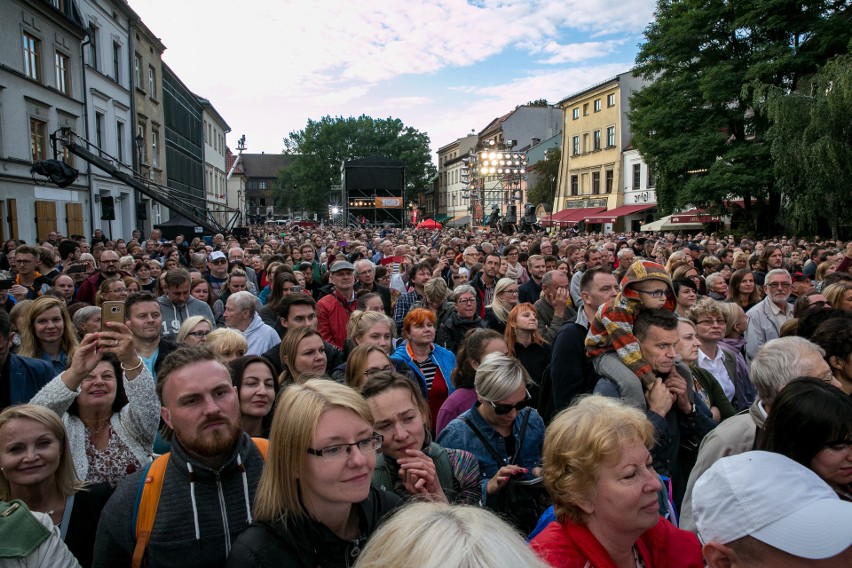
xmin=84 ymin=418 xmax=111 ymax=435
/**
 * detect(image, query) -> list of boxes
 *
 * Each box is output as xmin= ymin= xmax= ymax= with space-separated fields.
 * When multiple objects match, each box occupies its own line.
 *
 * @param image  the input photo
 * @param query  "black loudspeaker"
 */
xmin=101 ymin=196 xmax=115 ymax=221
xmin=136 ymin=203 xmax=147 ymax=220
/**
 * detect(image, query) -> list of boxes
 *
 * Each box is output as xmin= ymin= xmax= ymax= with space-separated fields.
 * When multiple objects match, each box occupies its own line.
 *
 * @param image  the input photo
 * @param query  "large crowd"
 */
xmin=0 ymin=221 xmax=850 ymax=567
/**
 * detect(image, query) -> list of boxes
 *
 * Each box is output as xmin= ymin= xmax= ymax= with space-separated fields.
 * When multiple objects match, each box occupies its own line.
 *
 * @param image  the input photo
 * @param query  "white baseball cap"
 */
xmin=693 ymin=451 xmax=852 ymax=559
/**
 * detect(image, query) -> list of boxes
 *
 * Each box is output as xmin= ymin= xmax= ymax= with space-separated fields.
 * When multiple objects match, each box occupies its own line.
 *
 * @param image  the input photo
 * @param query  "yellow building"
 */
xmin=553 ymin=71 xmax=649 ymax=231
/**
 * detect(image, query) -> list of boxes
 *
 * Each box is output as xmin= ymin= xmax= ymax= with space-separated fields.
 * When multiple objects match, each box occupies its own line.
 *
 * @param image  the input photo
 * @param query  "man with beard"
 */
xmin=93 ymin=346 xmax=266 ymax=568
xmin=74 ymin=249 xmax=123 ymax=304
xmin=745 ymin=269 xmax=794 ymax=362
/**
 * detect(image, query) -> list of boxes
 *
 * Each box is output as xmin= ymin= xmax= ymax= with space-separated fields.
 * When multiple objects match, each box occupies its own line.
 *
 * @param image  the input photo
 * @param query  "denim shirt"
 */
xmin=437 ymin=403 xmax=544 ymax=505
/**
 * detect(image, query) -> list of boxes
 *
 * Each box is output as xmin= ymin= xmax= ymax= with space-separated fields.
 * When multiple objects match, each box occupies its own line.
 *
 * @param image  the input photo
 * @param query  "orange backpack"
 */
xmin=130 ymin=438 xmax=269 ymax=568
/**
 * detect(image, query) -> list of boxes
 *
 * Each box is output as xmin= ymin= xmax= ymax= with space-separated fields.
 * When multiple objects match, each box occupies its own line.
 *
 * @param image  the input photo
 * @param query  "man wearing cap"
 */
xmin=679 ymin=336 xmax=832 ymax=531
xmin=693 ymin=451 xmax=852 ymax=567
xmin=205 ymin=251 xmax=229 ymax=300
xmin=789 ymin=271 xmax=814 ymax=304
xmin=316 ymin=260 xmax=357 ymax=350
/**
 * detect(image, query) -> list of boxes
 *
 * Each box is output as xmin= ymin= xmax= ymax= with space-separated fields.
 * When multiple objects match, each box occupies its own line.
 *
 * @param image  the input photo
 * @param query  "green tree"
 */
xmin=274 ymin=115 xmax=436 ymax=214
xmin=527 ymin=148 xmax=561 ymax=208
xmin=757 ymin=55 xmax=852 ymax=239
xmin=629 ymin=0 xmax=850 ymax=234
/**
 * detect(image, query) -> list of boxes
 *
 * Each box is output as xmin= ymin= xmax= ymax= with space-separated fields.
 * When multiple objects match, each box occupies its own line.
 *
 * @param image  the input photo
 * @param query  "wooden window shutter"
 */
xmin=35 ymin=201 xmax=57 ymax=242
xmin=65 ymin=203 xmax=84 ymax=237
xmin=7 ymin=199 xmax=18 ymax=240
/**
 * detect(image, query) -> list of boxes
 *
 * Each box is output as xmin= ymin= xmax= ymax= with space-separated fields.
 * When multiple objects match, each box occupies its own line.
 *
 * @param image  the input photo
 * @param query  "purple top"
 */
xmin=435 ymin=387 xmax=477 ymax=436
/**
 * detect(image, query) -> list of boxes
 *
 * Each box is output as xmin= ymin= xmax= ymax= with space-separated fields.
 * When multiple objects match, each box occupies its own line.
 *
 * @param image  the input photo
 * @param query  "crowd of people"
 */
xmin=0 ymin=222 xmax=850 ymax=567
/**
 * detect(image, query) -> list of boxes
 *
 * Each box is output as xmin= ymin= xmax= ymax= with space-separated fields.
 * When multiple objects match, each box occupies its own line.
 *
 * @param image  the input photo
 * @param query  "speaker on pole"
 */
xmin=101 ymin=196 xmax=115 ymax=221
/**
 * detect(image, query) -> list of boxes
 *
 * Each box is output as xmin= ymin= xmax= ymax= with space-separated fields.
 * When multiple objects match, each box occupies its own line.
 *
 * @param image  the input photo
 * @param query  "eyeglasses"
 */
xmin=364 ymin=364 xmax=394 ymax=377
xmin=501 ymin=289 xmax=519 ymax=295
xmin=635 ymin=289 xmax=672 ymax=299
xmin=456 ymin=298 xmax=476 ymax=305
xmin=100 ymin=260 xmax=119 ymax=265
xmin=766 ymin=282 xmax=791 ymax=289
xmin=307 ymin=434 xmax=383 ymax=460
xmin=488 ymin=390 xmax=531 ymax=415
xmin=188 ymin=330 xmax=211 ymax=339
xmin=211 ymin=259 xmax=227 ymax=265
xmin=696 ymin=318 xmax=726 ymax=326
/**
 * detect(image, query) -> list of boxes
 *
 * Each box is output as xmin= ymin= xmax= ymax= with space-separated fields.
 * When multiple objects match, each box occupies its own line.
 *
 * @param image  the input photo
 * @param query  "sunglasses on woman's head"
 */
xmin=488 ymin=390 xmax=532 ymax=415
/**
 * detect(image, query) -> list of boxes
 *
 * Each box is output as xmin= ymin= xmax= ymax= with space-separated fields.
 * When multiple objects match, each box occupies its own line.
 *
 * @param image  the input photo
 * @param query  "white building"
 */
xmin=0 ymin=0 xmax=90 ymax=243
xmin=200 ymin=101 xmax=230 ymax=228
xmin=617 ymin=148 xmax=657 ymax=233
xmin=79 ymin=0 xmax=136 ymax=240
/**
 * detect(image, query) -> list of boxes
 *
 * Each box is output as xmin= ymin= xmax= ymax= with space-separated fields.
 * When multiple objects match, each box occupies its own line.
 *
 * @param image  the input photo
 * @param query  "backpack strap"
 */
xmin=131 ymin=438 xmax=268 ymax=568
xmin=132 ymin=453 xmax=170 ymax=568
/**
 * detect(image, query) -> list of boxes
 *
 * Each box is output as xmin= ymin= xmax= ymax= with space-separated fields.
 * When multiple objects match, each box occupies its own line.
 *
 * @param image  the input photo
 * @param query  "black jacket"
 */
xmin=225 ymin=487 xmax=401 ymax=568
xmin=435 ymin=312 xmax=485 ymax=355
xmin=354 ymin=282 xmax=393 ymax=317
xmin=518 ymin=278 xmax=542 ymax=304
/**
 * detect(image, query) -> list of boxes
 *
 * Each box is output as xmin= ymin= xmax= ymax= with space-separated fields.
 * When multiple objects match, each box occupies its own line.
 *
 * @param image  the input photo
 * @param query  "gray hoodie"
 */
xmin=157 ymin=295 xmax=216 ymax=341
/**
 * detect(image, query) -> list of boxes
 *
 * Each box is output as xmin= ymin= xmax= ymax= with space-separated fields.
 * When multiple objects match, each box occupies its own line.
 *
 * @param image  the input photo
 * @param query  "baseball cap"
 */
xmin=330 ymin=260 xmax=355 ymax=273
xmin=687 ymin=243 xmax=704 ymax=252
xmin=209 ymin=251 xmax=226 ymax=262
xmin=792 ymin=272 xmax=810 ymax=282
xmin=693 ymin=451 xmax=852 ymax=559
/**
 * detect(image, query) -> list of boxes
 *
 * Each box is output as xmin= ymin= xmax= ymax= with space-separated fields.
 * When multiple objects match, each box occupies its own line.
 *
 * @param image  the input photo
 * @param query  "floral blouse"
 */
xmin=85 ymin=426 xmax=142 ymax=487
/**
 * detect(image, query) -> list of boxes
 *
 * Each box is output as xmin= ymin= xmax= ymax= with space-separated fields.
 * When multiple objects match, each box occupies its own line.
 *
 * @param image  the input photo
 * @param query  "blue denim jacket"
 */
xmin=437 ymin=403 xmax=544 ymax=505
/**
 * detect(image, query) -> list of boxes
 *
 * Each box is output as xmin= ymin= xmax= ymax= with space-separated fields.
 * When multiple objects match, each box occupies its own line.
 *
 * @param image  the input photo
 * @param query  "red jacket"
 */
xmin=531 ymin=518 xmax=703 ymax=568
xmin=316 ymin=289 xmax=356 ymax=349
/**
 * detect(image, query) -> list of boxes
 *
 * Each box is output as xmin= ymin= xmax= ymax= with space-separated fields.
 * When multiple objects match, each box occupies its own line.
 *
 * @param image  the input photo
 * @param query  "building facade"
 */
xmin=0 ymin=0 xmax=89 ymax=243
xmin=79 ymin=0 xmax=136 ymax=241
xmin=436 ymin=133 xmax=477 ymax=224
xmin=200 ymin=101 xmax=229 ymax=228
xmin=129 ymin=15 xmax=166 ymax=236
xmin=241 ymin=153 xmax=291 ymax=223
xmin=553 ymin=71 xmax=649 ymax=231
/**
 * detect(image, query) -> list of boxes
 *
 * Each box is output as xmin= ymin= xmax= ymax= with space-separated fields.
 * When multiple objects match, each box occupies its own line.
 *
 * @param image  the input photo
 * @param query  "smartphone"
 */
xmin=292 ymin=285 xmax=302 ymax=293
xmin=67 ymin=264 xmax=86 ymax=274
xmin=101 ymin=301 xmax=125 ymax=331
xmin=0 ymin=279 xmax=13 ymax=290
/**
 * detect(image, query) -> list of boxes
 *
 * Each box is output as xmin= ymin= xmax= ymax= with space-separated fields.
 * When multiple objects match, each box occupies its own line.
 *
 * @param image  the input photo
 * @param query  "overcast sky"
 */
xmin=129 ymin=0 xmax=657 ymax=160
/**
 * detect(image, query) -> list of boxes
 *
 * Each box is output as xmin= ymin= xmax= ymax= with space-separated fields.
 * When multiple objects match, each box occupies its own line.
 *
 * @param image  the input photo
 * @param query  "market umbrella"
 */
xmin=416 ymin=218 xmax=442 ymax=229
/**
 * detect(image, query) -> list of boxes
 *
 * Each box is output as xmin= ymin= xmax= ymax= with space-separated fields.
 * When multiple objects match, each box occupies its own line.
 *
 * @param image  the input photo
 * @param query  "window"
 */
xmin=137 ymin=124 xmax=147 ymax=164
xmin=594 ymin=99 xmax=601 ymax=112
xmin=572 ymin=108 xmax=579 ymax=120
xmin=605 ymin=170 xmax=613 ymax=194
xmin=633 ymin=164 xmax=642 ymax=190
xmin=259 ymin=181 xmax=267 ymax=190
xmin=204 ymin=121 xmax=208 ymax=143
xmin=30 ymin=118 xmax=47 ymax=162
xmin=570 ymin=175 xmax=579 ymax=196
xmin=61 ymin=142 xmax=73 ymax=166
xmin=607 ymin=93 xmax=615 ymax=107
xmin=88 ymin=24 xmax=99 ymax=70
xmin=582 ymin=133 xmax=589 ymax=154
xmin=134 ymin=53 xmax=141 ymax=88
xmin=606 ymin=126 xmax=615 ymax=148
xmin=116 ymin=121 xmax=124 ymax=161
xmin=112 ymin=41 xmax=121 ymax=82
xmin=572 ymin=135 xmax=580 ymax=155
xmin=147 ymin=66 xmax=156 ymax=98
xmin=23 ymin=33 xmax=41 ymax=81
xmin=55 ymin=51 xmax=70 ymax=94
xmin=151 ymin=129 xmax=159 ymax=168
xmin=94 ymin=112 xmax=104 ymax=154
xmin=592 ymin=172 xmax=600 ymax=195
xmin=593 ymin=130 xmax=601 ymax=151
xmin=583 ymin=103 xmax=589 ymax=116
xmin=647 ymin=165 xmax=655 ymax=188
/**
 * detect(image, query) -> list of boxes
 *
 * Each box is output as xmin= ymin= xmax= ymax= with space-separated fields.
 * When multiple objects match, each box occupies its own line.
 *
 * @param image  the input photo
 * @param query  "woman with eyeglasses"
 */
xmin=94 ymin=277 xmax=128 ymax=307
xmin=175 ymin=315 xmax=213 ymax=346
xmin=226 ymin=379 xmax=401 ymax=568
xmin=343 ymin=344 xmax=394 ymax=389
xmin=434 ymin=285 xmax=486 ymax=355
xmin=726 ymin=268 xmax=762 ymax=312
xmin=484 ymin=278 xmax=519 ymax=335
xmin=438 ymin=353 xmax=545 ymax=526
xmin=363 ymin=371 xmax=481 ymax=505
xmin=229 ymin=356 xmax=279 ymax=438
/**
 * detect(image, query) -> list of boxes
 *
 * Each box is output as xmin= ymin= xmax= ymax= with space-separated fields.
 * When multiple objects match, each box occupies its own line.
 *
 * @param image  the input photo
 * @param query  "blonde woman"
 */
xmin=824 ymin=282 xmax=852 ymax=311
xmin=226 ymin=379 xmax=401 ymax=567
xmin=175 ymin=315 xmax=213 ymax=346
xmin=343 ymin=344 xmax=393 ymax=389
xmin=205 ymin=328 xmax=248 ymax=364
xmin=18 ymin=296 xmax=78 ymax=374
xmin=484 ymin=278 xmax=519 ymax=335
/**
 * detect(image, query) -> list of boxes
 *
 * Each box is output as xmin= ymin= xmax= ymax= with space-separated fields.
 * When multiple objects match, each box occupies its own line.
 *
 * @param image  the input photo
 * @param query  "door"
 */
xmin=7 ymin=199 xmax=18 ymax=240
xmin=66 ymin=202 xmax=84 ymax=237
xmin=35 ymin=201 xmax=57 ymax=242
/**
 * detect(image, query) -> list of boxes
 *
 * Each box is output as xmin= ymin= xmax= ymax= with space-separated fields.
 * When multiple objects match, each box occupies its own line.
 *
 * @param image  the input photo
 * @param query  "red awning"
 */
xmin=569 ymin=207 xmax=608 ymax=224
xmin=671 ymin=208 xmax=721 ymax=224
xmin=541 ymin=207 xmax=585 ymax=226
xmin=584 ymin=204 xmax=656 ymax=224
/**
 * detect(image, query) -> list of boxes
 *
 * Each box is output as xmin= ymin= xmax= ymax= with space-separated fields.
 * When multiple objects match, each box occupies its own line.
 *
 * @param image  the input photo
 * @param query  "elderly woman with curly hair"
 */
xmin=531 ymin=395 xmax=703 ymax=568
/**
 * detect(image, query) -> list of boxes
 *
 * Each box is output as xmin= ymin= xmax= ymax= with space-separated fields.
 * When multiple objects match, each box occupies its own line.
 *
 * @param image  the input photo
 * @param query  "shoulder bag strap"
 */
xmin=512 ymin=408 xmax=532 ymax=465
xmin=459 ymin=415 xmax=507 ymax=466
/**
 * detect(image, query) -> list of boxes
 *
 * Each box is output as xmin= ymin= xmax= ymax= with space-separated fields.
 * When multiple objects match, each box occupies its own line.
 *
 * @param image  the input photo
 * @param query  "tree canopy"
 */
xmin=274 ymin=115 xmax=436 ymax=214
xmin=527 ymin=147 xmax=561 ymax=208
xmin=629 ymin=0 xmax=851 ymax=235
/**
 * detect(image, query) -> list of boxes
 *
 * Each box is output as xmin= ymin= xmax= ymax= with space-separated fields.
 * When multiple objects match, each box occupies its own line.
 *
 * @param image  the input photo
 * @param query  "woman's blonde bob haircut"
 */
xmin=543 ymin=395 xmax=654 ymax=524
xmin=252 ymin=379 xmax=374 ymax=525
xmin=175 ymin=315 xmax=211 ymax=344
xmin=205 ymin=328 xmax=248 ymax=359
xmin=347 ymin=310 xmax=395 ymax=345
xmin=474 ymin=352 xmax=531 ymax=403
xmin=355 ymin=502 xmax=549 ymax=568
xmin=0 ymin=404 xmax=85 ymax=500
